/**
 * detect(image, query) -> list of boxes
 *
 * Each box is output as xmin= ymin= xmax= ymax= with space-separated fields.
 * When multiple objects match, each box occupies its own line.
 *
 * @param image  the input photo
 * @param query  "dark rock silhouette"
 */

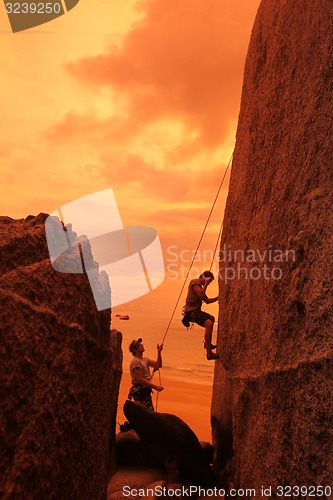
xmin=115 ymin=429 xmax=161 ymax=468
xmin=115 ymin=428 xmax=214 ymax=472
xmin=0 ymin=214 xmax=122 ymax=499
xmin=212 ymin=0 xmax=333 ymax=491
xmin=123 ymin=400 xmax=214 ymax=485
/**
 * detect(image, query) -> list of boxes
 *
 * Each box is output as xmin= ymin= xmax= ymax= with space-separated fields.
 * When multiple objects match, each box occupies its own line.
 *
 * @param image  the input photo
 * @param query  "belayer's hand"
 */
xmin=157 ymin=344 xmax=163 ymax=353
xmin=156 ymin=386 xmax=164 ymax=392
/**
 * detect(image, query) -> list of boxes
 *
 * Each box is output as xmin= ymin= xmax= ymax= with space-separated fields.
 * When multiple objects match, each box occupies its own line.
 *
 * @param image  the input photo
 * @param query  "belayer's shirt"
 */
xmin=130 ymin=357 xmax=153 ymax=390
xmin=184 ymin=279 xmax=203 ymax=312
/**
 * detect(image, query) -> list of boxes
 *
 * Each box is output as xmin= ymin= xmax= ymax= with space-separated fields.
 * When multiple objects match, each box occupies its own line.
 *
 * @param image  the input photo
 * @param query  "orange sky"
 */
xmin=0 ymin=0 xmax=260 ymax=309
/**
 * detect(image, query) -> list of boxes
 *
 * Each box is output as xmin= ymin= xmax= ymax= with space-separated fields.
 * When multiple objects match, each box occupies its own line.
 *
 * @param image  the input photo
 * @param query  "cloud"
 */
xmin=0 ymin=0 xmax=260 ymax=262
xmin=68 ymin=0 xmax=260 ymax=148
xmin=99 ymin=153 xmax=191 ymax=200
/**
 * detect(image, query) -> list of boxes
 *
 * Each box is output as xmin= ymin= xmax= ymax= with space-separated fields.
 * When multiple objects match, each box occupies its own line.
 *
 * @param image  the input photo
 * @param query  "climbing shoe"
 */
xmin=206 ymin=353 xmax=219 ymax=360
xmin=182 ymin=316 xmax=190 ymax=328
xmin=203 ymin=342 xmax=217 ymax=350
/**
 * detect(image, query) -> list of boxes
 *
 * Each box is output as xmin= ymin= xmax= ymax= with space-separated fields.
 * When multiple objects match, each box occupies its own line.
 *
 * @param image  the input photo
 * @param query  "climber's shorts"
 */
xmin=185 ymin=309 xmax=215 ymax=328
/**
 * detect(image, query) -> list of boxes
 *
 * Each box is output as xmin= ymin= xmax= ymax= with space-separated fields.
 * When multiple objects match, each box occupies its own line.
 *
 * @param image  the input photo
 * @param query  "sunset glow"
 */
xmin=1 ymin=0 xmax=260 ymax=256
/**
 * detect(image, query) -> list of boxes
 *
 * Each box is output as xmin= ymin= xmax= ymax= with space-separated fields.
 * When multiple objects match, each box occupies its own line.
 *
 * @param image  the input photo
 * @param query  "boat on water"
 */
xmin=116 ymin=314 xmax=130 ymax=320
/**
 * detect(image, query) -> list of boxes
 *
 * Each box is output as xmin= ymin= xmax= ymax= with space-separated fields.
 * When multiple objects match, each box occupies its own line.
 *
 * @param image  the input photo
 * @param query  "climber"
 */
xmin=128 ymin=338 xmax=164 ymax=411
xmin=182 ymin=270 xmax=219 ymax=360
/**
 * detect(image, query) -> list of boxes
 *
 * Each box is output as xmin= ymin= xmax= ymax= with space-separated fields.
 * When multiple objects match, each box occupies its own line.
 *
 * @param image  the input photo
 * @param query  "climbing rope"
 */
xmin=209 ymin=157 xmax=232 ymax=271
xmin=160 ymin=151 xmax=233 ymax=346
xmin=154 ymin=152 xmax=234 ymax=410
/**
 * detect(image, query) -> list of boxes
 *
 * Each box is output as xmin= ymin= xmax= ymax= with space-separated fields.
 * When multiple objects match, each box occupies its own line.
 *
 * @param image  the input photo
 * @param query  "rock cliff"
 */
xmin=0 ymin=214 xmax=122 ymax=499
xmin=212 ymin=0 xmax=333 ymax=491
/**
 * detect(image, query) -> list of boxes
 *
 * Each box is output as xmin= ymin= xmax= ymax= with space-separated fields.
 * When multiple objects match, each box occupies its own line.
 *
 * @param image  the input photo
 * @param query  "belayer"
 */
xmin=182 ymin=270 xmax=219 ymax=360
xmin=128 ymin=338 xmax=164 ymax=411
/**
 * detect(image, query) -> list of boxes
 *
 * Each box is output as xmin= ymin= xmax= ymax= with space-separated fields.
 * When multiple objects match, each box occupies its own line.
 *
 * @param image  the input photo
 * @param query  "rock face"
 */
xmin=124 ymin=401 xmax=214 ymax=485
xmin=115 ymin=430 xmax=162 ymax=468
xmin=115 ymin=429 xmax=214 ymax=470
xmin=212 ymin=0 xmax=333 ymax=491
xmin=0 ymin=214 xmax=122 ymax=499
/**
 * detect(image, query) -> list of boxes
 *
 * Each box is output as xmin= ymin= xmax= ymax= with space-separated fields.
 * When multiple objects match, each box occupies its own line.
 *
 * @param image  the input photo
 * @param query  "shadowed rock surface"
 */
xmin=115 ymin=430 xmax=162 ymax=468
xmin=124 ymin=401 xmax=214 ymax=486
xmin=115 ymin=429 xmax=214 ymax=470
xmin=0 ymin=214 xmax=122 ymax=499
xmin=212 ymin=0 xmax=333 ymax=490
